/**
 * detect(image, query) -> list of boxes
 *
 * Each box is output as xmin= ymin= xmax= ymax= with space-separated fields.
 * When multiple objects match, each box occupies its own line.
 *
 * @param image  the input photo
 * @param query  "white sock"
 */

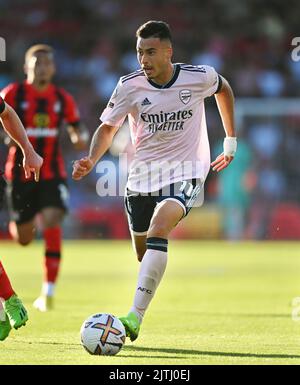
xmin=130 ymin=237 xmax=168 ymax=324
xmin=42 ymin=282 xmax=55 ymax=297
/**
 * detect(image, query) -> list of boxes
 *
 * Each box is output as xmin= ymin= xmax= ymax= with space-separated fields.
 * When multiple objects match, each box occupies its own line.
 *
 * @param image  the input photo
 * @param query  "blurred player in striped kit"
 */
xmin=1 ymin=45 xmax=89 ymax=312
xmin=0 ymin=95 xmax=43 ymax=341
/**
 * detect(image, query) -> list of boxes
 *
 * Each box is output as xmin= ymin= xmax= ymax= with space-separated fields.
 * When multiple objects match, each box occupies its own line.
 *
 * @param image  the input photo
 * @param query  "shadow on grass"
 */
xmin=13 ymin=340 xmax=300 ymax=360
xmin=120 ymin=354 xmax=186 ymax=360
xmin=13 ymin=340 xmax=79 ymax=348
xmin=123 ymin=345 xmax=300 ymax=360
xmin=187 ymin=312 xmax=292 ymax=319
xmin=222 ymin=313 xmax=291 ymax=319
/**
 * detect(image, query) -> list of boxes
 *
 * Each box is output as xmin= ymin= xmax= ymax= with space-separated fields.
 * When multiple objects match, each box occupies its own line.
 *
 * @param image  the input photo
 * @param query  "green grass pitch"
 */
xmin=0 ymin=240 xmax=299 ymax=365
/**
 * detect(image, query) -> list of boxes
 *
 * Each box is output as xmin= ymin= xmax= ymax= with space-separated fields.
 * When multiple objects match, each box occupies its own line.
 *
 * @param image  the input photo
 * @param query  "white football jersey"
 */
xmin=100 ymin=63 xmax=221 ymax=193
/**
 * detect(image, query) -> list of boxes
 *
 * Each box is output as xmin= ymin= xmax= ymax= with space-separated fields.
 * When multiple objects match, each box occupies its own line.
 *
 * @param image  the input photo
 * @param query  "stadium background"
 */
xmin=0 ymin=0 xmax=299 ymax=241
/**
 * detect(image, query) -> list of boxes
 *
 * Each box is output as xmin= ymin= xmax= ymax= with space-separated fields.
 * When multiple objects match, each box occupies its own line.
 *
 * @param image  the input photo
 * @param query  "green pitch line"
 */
xmin=0 ymin=240 xmax=299 ymax=365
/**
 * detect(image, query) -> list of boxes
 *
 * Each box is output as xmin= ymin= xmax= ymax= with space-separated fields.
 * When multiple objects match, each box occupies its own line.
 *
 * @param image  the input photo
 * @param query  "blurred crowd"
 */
xmin=0 ymin=0 xmax=299 ymax=239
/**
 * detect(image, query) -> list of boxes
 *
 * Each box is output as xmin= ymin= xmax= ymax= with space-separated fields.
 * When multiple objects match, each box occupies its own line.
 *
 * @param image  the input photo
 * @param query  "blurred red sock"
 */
xmin=44 ymin=227 xmax=62 ymax=285
xmin=0 ymin=261 xmax=15 ymax=300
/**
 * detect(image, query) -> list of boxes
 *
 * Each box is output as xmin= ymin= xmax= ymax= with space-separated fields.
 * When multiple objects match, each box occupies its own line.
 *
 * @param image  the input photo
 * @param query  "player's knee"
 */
xmin=148 ymin=222 xmax=169 ymax=238
xmin=43 ymin=214 xmax=64 ymax=229
xmin=18 ymin=237 xmax=32 ymax=246
xmin=9 ymin=222 xmax=35 ymax=246
xmin=9 ymin=230 xmax=31 ymax=246
xmin=18 ymin=230 xmax=35 ymax=246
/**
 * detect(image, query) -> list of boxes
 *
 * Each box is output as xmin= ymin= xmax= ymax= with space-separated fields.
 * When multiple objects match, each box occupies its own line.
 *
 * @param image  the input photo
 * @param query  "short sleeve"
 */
xmin=63 ymin=92 xmax=80 ymax=125
xmin=0 ymin=96 xmax=5 ymax=114
xmin=100 ymin=79 xmax=131 ymax=128
xmin=201 ymin=65 xmax=222 ymax=98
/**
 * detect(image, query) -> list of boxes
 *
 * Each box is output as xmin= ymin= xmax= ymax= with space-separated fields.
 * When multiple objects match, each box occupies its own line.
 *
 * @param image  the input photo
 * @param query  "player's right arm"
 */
xmin=72 ymin=123 xmax=118 ymax=180
xmin=0 ymin=97 xmax=43 ymax=181
xmin=72 ymin=78 xmax=130 ymax=181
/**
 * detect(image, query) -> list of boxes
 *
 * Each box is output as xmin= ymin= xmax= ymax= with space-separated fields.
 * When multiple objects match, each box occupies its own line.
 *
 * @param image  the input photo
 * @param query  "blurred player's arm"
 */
xmin=63 ymin=90 xmax=90 ymax=151
xmin=67 ymin=122 xmax=90 ymax=151
xmin=72 ymin=122 xmax=118 ymax=180
xmin=0 ymin=99 xmax=43 ymax=181
xmin=211 ymin=76 xmax=237 ymax=172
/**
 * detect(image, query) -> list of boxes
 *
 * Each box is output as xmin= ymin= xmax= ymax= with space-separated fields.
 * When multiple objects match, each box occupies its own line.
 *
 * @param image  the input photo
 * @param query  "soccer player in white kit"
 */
xmin=72 ymin=21 xmax=237 ymax=341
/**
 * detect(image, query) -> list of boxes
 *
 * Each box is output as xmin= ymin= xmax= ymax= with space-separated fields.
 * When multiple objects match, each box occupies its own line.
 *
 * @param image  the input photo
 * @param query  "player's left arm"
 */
xmin=63 ymin=90 xmax=90 ymax=151
xmin=211 ymin=76 xmax=237 ymax=172
xmin=67 ymin=122 xmax=90 ymax=151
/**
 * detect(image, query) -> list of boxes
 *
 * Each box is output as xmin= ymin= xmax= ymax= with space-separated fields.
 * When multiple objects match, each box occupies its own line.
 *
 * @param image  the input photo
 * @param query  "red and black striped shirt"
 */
xmin=1 ymin=81 xmax=80 ymax=182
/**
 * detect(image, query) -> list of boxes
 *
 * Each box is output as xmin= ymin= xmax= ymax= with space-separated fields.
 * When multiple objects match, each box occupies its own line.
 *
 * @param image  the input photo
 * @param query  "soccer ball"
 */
xmin=80 ymin=313 xmax=126 ymax=356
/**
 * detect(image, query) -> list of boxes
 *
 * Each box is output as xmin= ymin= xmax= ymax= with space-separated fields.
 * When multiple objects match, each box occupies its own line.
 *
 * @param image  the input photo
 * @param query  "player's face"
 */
xmin=25 ymin=52 xmax=56 ymax=85
xmin=136 ymin=37 xmax=172 ymax=81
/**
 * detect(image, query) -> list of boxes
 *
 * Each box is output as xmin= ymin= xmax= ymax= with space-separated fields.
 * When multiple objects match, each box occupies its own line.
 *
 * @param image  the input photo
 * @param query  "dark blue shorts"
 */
xmin=125 ymin=179 xmax=203 ymax=235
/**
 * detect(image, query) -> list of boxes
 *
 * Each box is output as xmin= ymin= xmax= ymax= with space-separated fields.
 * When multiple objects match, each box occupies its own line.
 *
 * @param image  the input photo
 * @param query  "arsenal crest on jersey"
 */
xmin=179 ymin=89 xmax=192 ymax=104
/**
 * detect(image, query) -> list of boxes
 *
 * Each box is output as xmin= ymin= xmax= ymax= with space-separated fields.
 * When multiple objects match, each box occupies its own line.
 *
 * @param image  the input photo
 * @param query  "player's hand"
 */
xmin=211 ymin=153 xmax=234 ymax=172
xmin=23 ymin=148 xmax=43 ymax=182
xmin=72 ymin=157 xmax=94 ymax=180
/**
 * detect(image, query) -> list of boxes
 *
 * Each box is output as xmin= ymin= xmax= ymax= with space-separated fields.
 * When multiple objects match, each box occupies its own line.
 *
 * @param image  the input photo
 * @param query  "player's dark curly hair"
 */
xmin=136 ymin=21 xmax=172 ymax=42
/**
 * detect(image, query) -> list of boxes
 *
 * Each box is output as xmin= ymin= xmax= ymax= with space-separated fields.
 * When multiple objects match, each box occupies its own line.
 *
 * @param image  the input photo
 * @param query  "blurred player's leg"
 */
xmin=0 ymin=300 xmax=11 ymax=341
xmin=7 ymin=181 xmax=37 ymax=246
xmin=0 ymin=262 xmax=13 ymax=340
xmin=3 ymin=294 xmax=28 ymax=329
xmin=9 ymin=220 xmax=36 ymax=246
xmin=120 ymin=200 xmax=184 ymax=341
xmin=33 ymin=208 xmax=64 ymax=312
xmin=0 ymin=261 xmax=15 ymax=301
xmin=0 ymin=261 xmax=28 ymax=338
